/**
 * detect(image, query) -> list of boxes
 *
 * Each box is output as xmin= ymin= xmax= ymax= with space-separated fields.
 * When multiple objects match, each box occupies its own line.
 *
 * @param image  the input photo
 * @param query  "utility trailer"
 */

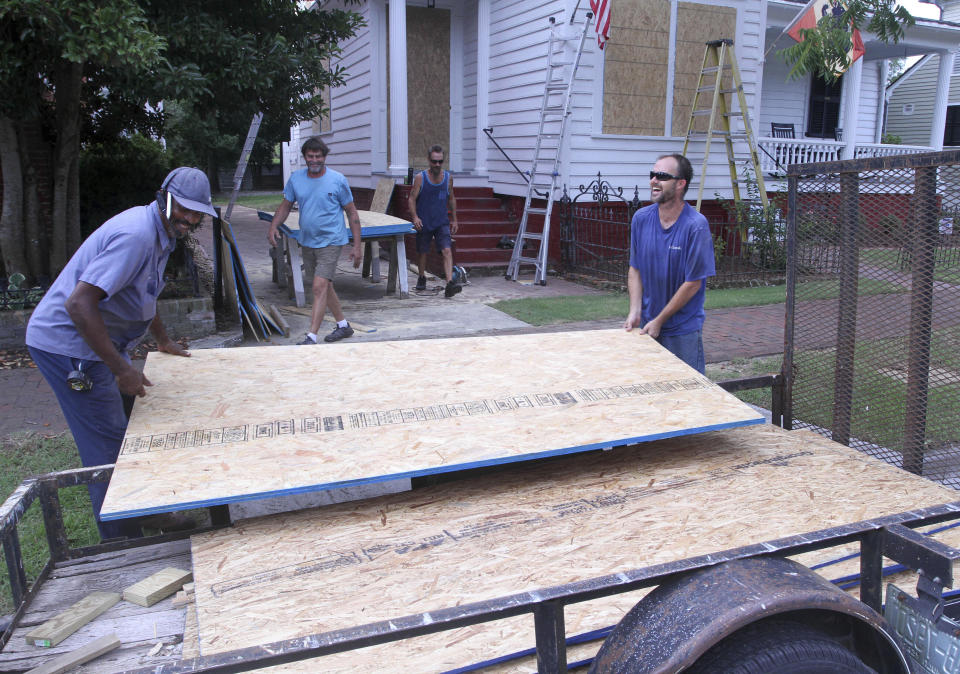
xmin=4 ymin=332 xmax=960 ymax=672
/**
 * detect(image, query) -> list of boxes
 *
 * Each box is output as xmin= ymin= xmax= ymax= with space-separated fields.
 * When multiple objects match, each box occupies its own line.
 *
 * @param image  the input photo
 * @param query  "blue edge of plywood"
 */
xmin=100 ymin=417 xmax=765 ymax=520
xmin=256 ymin=210 xmax=415 ymax=240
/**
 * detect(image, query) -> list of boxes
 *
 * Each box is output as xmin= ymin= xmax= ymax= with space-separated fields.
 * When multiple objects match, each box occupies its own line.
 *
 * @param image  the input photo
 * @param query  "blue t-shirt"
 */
xmin=415 ymin=170 xmax=450 ymax=230
xmin=628 ymin=202 xmax=716 ymax=336
xmin=26 ymin=204 xmax=176 ymax=360
xmin=283 ymin=168 xmax=354 ymax=248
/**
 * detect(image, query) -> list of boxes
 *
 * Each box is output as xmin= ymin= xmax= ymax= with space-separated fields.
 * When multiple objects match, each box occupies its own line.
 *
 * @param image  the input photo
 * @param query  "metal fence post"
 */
xmin=903 ymin=165 xmax=939 ymax=475
xmin=533 ymin=600 xmax=567 ymax=673
xmin=831 ymin=171 xmax=860 ymax=446
xmin=782 ymin=174 xmax=798 ymax=431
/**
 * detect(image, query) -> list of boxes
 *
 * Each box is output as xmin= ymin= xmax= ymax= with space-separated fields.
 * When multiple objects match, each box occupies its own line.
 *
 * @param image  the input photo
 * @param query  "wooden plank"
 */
xmin=188 ymin=425 xmax=960 ymax=666
xmin=123 ymin=568 xmax=192 ymax=608
xmin=267 ymin=305 xmax=290 ymax=337
xmin=24 ymin=592 xmax=120 ymax=647
xmin=217 ymin=231 xmax=240 ymax=320
xmin=368 ymin=177 xmax=396 ymax=213
xmin=281 ymin=209 xmax=414 ymax=236
xmin=24 ymin=634 xmax=121 ymax=674
xmin=100 ymin=330 xmax=764 ymax=519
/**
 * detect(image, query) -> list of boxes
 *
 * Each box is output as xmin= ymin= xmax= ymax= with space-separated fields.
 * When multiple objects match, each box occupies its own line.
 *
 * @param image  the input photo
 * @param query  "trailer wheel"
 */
xmin=686 ymin=619 xmax=876 ymax=674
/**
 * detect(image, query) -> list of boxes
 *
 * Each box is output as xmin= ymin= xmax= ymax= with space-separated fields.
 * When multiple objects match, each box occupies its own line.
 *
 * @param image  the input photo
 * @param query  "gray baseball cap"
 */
xmin=162 ymin=167 xmax=217 ymax=217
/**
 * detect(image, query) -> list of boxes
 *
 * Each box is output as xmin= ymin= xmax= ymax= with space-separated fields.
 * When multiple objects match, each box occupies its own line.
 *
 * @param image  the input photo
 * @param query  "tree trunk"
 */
xmin=21 ymin=145 xmax=45 ymax=282
xmin=50 ymin=60 xmax=82 ymax=275
xmin=0 ymin=116 xmax=28 ymax=280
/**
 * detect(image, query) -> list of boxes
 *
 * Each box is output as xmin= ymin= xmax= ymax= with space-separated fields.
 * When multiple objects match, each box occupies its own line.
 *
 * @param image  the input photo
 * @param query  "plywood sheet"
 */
xmin=100 ymin=330 xmax=763 ymax=519
xmin=188 ymin=425 xmax=960 ymax=667
xmin=282 ymin=209 xmax=414 ymax=237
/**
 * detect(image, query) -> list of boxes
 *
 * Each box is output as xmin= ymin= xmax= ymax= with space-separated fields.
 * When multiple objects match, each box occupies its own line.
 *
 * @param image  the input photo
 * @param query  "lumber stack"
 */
xmin=215 ymin=217 xmax=283 ymax=341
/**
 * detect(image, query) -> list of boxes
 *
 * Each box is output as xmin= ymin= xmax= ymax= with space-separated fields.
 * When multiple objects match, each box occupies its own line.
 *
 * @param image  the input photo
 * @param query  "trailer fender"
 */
xmin=589 ymin=555 xmax=909 ymax=674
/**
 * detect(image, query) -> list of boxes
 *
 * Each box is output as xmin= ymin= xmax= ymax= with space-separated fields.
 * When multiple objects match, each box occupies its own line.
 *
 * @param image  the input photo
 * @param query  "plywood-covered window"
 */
xmin=600 ymin=0 xmax=737 ymax=137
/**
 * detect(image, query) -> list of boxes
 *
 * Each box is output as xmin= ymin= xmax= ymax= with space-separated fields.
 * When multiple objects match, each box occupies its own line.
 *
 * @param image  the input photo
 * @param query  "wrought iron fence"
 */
xmin=558 ymin=174 xmax=640 ymax=285
xmin=558 ymin=174 xmax=788 ymax=286
xmin=0 ymin=274 xmax=45 ymax=312
xmin=783 ymin=150 xmax=960 ymax=489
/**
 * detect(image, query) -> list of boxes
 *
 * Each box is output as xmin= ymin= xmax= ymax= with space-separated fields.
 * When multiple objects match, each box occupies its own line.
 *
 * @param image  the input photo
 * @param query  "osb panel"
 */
xmin=673 ymin=3 xmax=738 ymax=134
xmin=602 ymin=0 xmax=670 ymax=135
xmin=407 ymin=6 xmax=449 ymax=171
xmin=189 ymin=425 xmax=960 ymax=667
xmin=100 ymin=330 xmax=763 ymax=519
xmin=281 ymin=209 xmax=411 ymax=233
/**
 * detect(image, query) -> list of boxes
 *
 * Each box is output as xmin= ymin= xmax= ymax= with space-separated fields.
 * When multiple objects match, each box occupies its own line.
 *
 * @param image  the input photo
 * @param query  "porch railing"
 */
xmin=757 ymin=138 xmax=933 ymax=175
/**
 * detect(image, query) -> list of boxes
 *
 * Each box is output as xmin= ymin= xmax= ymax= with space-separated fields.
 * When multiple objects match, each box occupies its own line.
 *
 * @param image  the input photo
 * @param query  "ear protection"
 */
xmin=158 ymin=168 xmax=185 ymax=220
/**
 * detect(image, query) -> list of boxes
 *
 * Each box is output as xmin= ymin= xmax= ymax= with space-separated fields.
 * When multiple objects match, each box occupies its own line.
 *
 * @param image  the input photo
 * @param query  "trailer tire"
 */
xmin=687 ymin=619 xmax=876 ymax=674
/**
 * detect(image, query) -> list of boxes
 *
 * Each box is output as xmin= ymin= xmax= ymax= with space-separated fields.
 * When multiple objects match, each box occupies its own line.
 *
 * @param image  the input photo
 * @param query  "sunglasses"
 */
xmin=650 ymin=171 xmax=682 ymax=181
xmin=430 ymin=158 xmax=444 ymax=165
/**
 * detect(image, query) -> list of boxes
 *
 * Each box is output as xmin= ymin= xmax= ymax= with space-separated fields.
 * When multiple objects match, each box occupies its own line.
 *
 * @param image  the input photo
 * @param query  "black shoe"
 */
xmin=324 ymin=324 xmax=355 ymax=342
xmin=297 ymin=334 xmax=318 ymax=345
xmin=445 ymin=281 xmax=462 ymax=298
xmin=415 ymin=275 xmax=427 ymax=291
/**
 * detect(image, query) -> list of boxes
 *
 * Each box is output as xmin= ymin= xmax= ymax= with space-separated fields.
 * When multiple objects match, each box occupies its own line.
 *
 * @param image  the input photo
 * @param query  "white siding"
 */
xmin=759 ymin=48 xmax=809 ymax=138
xmin=460 ymin=2 xmax=480 ymax=172
xmin=482 ymin=0 xmax=766 ymax=201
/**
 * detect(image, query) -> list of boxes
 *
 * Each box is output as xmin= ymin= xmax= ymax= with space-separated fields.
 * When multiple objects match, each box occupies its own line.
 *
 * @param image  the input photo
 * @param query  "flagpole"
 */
xmin=764 ymin=0 xmax=817 ymax=60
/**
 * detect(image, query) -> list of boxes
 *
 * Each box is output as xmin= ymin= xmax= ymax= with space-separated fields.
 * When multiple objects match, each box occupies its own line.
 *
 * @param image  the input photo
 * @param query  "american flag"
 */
xmin=589 ymin=0 xmax=610 ymax=50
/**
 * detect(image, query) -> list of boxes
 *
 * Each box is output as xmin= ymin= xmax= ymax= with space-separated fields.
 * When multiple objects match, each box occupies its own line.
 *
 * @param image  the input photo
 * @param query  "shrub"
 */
xmin=80 ymin=135 xmax=176 ymax=238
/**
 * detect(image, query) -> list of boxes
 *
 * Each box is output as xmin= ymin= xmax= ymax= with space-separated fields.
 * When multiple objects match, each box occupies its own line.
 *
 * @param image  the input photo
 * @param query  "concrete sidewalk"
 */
xmin=0 ymin=205 xmax=784 ymax=440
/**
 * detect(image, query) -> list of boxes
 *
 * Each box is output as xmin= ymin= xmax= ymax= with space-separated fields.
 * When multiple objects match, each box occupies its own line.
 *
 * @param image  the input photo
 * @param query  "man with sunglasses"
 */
xmin=408 ymin=144 xmax=462 ymax=298
xmin=26 ymin=167 xmax=214 ymax=539
xmin=624 ymin=154 xmax=715 ymax=373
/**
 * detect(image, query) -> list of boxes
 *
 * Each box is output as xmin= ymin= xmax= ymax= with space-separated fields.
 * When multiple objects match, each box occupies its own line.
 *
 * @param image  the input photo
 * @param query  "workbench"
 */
xmin=260 ymin=209 xmax=414 ymax=305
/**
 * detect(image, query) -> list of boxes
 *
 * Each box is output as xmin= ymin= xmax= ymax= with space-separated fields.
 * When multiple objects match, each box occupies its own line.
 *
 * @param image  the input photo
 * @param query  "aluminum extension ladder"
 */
xmin=224 ymin=112 xmax=264 ymax=222
xmin=506 ymin=14 xmax=590 ymax=285
xmin=682 ymin=39 xmax=768 ymax=212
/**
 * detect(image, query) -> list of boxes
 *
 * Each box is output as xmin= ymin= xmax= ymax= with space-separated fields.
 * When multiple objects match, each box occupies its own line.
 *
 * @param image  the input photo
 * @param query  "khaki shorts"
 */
xmin=301 ymin=244 xmax=342 ymax=280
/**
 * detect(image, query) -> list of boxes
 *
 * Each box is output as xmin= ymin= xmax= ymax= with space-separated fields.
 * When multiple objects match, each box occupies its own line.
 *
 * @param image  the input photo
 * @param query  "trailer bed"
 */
xmin=5 ymin=425 xmax=960 ymax=673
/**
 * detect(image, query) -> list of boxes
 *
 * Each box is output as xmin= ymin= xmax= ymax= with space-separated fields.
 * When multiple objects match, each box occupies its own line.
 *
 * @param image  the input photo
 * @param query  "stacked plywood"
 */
xmin=186 ymin=425 xmax=960 ymax=671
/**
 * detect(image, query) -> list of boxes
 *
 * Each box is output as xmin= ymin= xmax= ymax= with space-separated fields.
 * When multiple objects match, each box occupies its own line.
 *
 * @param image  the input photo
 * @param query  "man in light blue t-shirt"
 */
xmin=268 ymin=137 xmax=362 ymax=344
xmin=624 ymin=153 xmax=716 ymax=373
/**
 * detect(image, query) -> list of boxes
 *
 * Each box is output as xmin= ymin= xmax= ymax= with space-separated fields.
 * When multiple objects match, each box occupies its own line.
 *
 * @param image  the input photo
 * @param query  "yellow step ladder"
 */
xmin=682 ymin=39 xmax=768 ymax=212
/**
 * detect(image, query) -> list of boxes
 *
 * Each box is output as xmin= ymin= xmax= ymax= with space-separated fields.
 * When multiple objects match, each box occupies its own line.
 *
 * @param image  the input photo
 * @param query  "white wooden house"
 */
xmin=885 ymin=0 xmax=960 ymax=149
xmin=284 ymin=0 xmax=960 ymax=268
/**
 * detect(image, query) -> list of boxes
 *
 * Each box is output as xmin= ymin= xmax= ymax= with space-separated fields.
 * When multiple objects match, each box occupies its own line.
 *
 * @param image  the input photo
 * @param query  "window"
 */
xmin=599 ymin=0 xmax=737 ymax=136
xmin=806 ymin=74 xmax=843 ymax=139
xmin=945 ymin=105 xmax=960 ymax=147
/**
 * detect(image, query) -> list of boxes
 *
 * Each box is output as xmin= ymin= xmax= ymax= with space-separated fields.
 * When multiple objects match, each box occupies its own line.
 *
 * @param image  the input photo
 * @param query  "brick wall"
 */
xmin=0 ymin=297 xmax=216 ymax=349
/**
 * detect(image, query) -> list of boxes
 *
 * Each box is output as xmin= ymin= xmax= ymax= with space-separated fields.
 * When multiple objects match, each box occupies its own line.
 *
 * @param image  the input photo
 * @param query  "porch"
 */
xmin=756 ymin=137 xmax=933 ymax=176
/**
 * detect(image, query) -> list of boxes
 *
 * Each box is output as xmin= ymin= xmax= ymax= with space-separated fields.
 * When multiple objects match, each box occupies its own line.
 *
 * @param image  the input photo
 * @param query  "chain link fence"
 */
xmin=784 ymin=150 xmax=960 ymax=488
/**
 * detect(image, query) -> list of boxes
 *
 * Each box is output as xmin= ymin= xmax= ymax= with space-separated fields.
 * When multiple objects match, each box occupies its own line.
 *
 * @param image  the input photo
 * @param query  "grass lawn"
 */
xmin=213 ymin=192 xmax=284 ymax=213
xmin=0 ymin=433 xmax=98 ymax=615
xmin=861 ymin=247 xmax=960 ymax=285
xmin=784 ymin=325 xmax=960 ymax=452
xmin=490 ymin=278 xmax=906 ymax=326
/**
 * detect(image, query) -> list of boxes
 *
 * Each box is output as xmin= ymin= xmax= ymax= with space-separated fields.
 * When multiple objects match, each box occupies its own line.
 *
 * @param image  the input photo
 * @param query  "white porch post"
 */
xmin=875 ymin=60 xmax=888 ymax=144
xmin=840 ymin=56 xmax=863 ymax=160
xmin=931 ymin=50 xmax=957 ymax=151
xmin=475 ymin=0 xmax=490 ymax=175
xmin=388 ymin=0 xmax=409 ymax=176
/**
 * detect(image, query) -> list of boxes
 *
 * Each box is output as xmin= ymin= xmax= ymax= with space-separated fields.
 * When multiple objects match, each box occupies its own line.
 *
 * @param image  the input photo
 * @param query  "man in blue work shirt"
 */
xmin=268 ymin=137 xmax=362 ymax=344
xmin=624 ymin=154 xmax=715 ymax=373
xmin=408 ymin=144 xmax=461 ymax=298
xmin=26 ymin=167 xmax=215 ymax=539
